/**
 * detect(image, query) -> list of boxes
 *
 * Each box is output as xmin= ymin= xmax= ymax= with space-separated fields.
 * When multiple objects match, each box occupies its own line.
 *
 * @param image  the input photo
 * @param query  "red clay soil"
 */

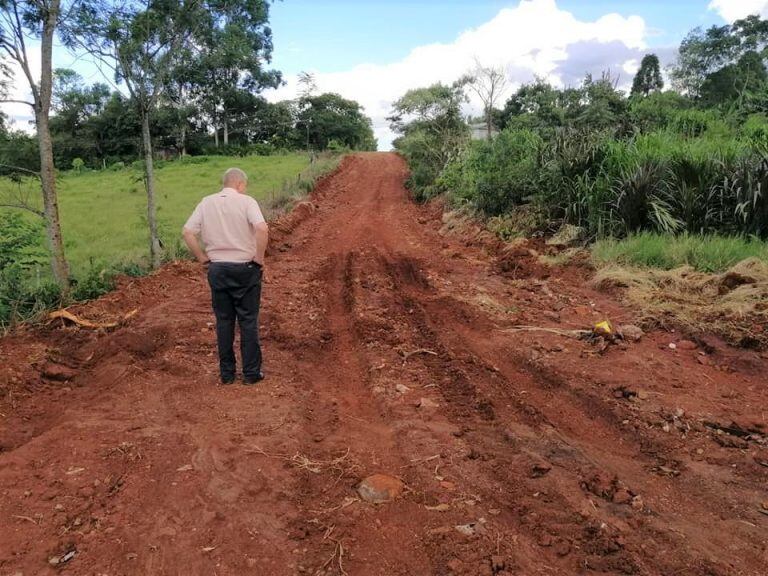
xmin=1 ymin=153 xmax=767 ymax=576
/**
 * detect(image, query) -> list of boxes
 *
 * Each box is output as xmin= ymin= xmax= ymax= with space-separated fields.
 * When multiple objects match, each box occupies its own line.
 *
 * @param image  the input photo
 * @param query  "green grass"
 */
xmin=592 ymin=232 xmax=768 ymax=273
xmin=1 ymin=153 xmax=314 ymax=275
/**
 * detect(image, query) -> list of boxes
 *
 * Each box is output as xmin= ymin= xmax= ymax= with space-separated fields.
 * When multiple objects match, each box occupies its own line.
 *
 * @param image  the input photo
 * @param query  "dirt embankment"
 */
xmin=1 ymin=153 xmax=767 ymax=575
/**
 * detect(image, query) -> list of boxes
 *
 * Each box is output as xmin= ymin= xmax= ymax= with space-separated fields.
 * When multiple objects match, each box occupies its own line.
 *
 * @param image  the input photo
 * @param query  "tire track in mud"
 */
xmin=380 ymin=259 xmax=765 ymax=575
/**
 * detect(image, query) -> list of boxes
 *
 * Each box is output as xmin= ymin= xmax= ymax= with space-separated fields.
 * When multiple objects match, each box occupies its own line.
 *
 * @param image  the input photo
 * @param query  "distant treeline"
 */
xmin=0 ymin=83 xmax=376 ymax=174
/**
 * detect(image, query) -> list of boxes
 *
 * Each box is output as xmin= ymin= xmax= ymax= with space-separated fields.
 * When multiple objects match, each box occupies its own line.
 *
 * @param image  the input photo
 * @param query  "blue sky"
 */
xmin=4 ymin=0 xmax=768 ymax=148
xmin=268 ymin=0 xmax=722 ymax=76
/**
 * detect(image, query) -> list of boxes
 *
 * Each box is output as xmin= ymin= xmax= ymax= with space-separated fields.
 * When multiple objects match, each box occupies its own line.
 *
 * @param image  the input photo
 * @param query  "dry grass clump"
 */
xmin=593 ymin=258 xmax=768 ymax=348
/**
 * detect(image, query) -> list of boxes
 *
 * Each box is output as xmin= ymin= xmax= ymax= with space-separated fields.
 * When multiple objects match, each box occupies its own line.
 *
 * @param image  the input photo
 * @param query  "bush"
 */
xmin=0 ymin=212 xmax=47 ymax=270
xmin=178 ymin=155 xmax=210 ymax=165
xmin=0 ymin=265 xmax=62 ymax=328
xmin=71 ymin=264 xmax=117 ymax=301
xmin=251 ymin=143 xmax=276 ymax=156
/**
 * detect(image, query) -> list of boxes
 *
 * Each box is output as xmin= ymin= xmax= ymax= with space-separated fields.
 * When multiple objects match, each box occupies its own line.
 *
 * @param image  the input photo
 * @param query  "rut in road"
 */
xmin=1 ymin=152 xmax=767 ymax=576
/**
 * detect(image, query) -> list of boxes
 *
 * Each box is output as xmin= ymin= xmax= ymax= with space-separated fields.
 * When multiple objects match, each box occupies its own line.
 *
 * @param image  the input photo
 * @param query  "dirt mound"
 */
xmin=1 ymin=153 xmax=766 ymax=575
xmin=593 ymin=257 xmax=768 ymax=348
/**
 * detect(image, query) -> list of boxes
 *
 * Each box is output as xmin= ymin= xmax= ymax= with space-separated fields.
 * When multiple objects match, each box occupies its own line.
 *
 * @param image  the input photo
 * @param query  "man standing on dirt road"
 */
xmin=182 ymin=168 xmax=269 ymax=386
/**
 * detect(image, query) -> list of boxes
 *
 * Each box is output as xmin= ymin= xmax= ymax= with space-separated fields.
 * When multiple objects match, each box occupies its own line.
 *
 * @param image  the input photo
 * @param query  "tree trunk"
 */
xmin=37 ymin=0 xmax=70 ymax=292
xmin=486 ymin=107 xmax=492 ymax=140
xmin=214 ymin=125 xmax=219 ymax=147
xmin=141 ymin=112 xmax=162 ymax=269
xmin=223 ymin=113 xmax=229 ymax=146
xmin=180 ymin=124 xmax=187 ymax=156
xmin=36 ymin=111 xmax=70 ymax=292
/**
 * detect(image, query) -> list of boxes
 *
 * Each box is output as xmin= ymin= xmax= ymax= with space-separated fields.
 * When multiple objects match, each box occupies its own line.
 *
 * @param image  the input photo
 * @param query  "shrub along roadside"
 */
xmin=434 ymin=126 xmax=768 ymax=241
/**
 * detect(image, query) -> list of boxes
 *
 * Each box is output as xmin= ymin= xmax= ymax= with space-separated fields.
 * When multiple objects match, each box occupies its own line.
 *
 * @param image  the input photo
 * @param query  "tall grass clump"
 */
xmin=592 ymin=232 xmax=768 ymax=272
xmin=441 ymin=125 xmax=768 ymax=242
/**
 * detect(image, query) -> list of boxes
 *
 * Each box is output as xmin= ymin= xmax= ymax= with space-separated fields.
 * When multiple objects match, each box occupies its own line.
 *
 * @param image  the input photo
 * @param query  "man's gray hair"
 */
xmin=222 ymin=167 xmax=248 ymax=186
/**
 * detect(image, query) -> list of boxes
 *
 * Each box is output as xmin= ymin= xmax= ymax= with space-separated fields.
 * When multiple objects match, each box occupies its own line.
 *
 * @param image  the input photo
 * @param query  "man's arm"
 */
xmin=182 ymin=227 xmax=210 ymax=264
xmin=252 ymin=222 xmax=269 ymax=266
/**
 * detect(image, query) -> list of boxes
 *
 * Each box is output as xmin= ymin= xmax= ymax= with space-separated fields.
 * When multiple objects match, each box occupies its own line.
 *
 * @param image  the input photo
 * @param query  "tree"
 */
xmin=631 ymin=54 xmax=664 ymax=97
xmin=461 ymin=60 xmax=507 ymax=139
xmin=700 ymin=50 xmax=767 ymax=109
xmin=192 ymin=0 xmax=280 ymax=147
xmin=672 ymin=24 xmax=740 ymax=96
xmin=295 ymin=92 xmax=376 ymax=151
xmin=671 ymin=16 xmax=768 ymax=99
xmin=297 ymin=70 xmax=317 ymax=150
xmin=389 ymin=82 xmax=468 ymax=198
xmin=70 ymin=0 xmax=200 ymax=269
xmin=575 ymin=72 xmax=627 ymax=132
xmin=49 ymin=68 xmax=110 ymax=166
xmin=0 ymin=0 xmax=73 ymax=290
xmin=500 ymin=78 xmax=564 ymax=131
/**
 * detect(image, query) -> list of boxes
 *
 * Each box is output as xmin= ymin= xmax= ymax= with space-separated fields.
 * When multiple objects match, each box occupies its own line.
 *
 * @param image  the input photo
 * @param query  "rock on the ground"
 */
xmin=417 ymin=397 xmax=439 ymax=410
xmin=357 ymin=474 xmax=404 ymax=503
xmin=41 ymin=363 xmax=78 ymax=381
xmin=455 ymin=518 xmax=487 ymax=537
xmin=619 ymin=324 xmax=644 ymax=342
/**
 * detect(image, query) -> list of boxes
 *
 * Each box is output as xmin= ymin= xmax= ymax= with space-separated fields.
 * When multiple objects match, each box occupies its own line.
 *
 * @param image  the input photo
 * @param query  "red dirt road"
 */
xmin=1 ymin=153 xmax=767 ymax=576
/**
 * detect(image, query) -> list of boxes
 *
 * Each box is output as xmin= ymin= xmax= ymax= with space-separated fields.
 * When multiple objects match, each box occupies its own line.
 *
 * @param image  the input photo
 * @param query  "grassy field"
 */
xmin=2 ymin=154 xmax=315 ymax=275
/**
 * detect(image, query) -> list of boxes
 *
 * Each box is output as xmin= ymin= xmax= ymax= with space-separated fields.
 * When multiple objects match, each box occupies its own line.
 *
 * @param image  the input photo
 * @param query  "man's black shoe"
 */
xmin=221 ymin=377 xmax=236 ymax=385
xmin=243 ymin=372 xmax=265 ymax=385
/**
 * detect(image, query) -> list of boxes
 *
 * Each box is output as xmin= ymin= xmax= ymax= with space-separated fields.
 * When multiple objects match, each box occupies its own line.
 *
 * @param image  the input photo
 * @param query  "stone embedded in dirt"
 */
xmin=631 ymin=495 xmax=644 ymax=510
xmin=530 ymin=463 xmax=552 ymax=478
xmin=49 ymin=550 xmax=76 ymax=566
xmin=677 ymin=340 xmax=698 ymax=350
xmin=543 ymin=311 xmax=560 ymax=322
xmin=454 ymin=518 xmax=486 ymax=537
xmin=637 ymin=389 xmax=650 ymax=400
xmin=395 ymin=384 xmax=411 ymax=394
xmin=357 ymin=474 xmax=404 ymax=503
xmin=425 ymin=503 xmax=451 ymax=512
xmin=417 ymin=397 xmax=439 ymax=410
xmin=697 ymin=355 xmax=713 ymax=366
xmin=619 ymin=324 xmax=644 ymax=342
xmin=554 ymin=539 xmax=572 ymax=557
xmin=439 ymin=480 xmax=456 ymax=491
xmin=41 ymin=362 xmax=78 ymax=381
xmin=582 ymin=471 xmax=618 ymax=500
xmin=612 ymin=488 xmax=633 ymax=505
xmin=537 ymin=533 xmax=554 ymax=547
xmin=714 ymin=434 xmax=748 ymax=449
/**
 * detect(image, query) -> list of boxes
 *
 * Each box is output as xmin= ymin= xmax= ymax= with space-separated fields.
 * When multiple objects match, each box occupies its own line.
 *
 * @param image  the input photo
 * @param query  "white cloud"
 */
xmin=708 ymin=0 xmax=768 ymax=22
xmin=267 ymin=0 xmax=650 ymax=149
xmin=1 ymin=44 xmax=42 ymax=132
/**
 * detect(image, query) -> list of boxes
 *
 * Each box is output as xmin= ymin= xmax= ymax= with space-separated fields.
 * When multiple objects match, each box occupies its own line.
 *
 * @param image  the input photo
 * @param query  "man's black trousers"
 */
xmin=207 ymin=261 xmax=263 ymax=381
